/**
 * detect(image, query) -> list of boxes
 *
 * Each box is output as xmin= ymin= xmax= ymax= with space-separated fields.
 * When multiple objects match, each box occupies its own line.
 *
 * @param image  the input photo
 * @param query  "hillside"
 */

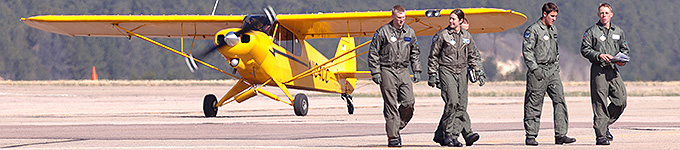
xmin=1 ymin=0 xmax=678 ymax=81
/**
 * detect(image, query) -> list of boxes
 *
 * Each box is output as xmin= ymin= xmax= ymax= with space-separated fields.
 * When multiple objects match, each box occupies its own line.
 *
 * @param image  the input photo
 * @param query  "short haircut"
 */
xmin=599 ymin=3 xmax=612 ymax=12
xmin=392 ymin=5 xmax=405 ymax=14
xmin=542 ymin=2 xmax=559 ymax=14
xmin=450 ymin=9 xmax=465 ymax=21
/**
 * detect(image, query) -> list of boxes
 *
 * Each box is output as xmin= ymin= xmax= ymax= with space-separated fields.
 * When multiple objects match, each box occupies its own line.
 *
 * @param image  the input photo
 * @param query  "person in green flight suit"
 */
xmin=428 ymin=9 xmax=484 ymax=147
xmin=367 ymin=4 xmax=422 ymax=147
xmin=521 ymin=2 xmax=576 ymax=146
xmin=580 ymin=3 xmax=630 ymax=146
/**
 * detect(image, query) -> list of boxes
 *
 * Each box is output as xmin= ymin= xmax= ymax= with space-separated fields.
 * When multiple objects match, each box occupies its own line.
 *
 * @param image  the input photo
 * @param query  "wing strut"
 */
xmin=284 ymin=39 xmax=372 ymax=84
xmin=113 ymin=24 xmax=239 ymax=79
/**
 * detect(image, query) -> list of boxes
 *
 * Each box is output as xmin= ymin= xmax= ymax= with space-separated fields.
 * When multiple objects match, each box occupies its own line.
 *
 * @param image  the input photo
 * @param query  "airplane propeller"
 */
xmin=186 ymin=5 xmax=277 ymax=72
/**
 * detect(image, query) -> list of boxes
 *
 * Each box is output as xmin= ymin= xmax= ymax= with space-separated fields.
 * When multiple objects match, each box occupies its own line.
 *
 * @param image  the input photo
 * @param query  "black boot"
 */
xmin=596 ymin=137 xmax=610 ymax=145
xmin=433 ymin=133 xmax=446 ymax=146
xmin=555 ymin=136 xmax=576 ymax=144
xmin=464 ymin=133 xmax=480 ymax=146
xmin=388 ymin=137 xmax=401 ymax=147
xmin=606 ymin=131 xmax=614 ymax=141
xmin=443 ymin=136 xmax=463 ymax=147
xmin=525 ymin=138 xmax=538 ymax=146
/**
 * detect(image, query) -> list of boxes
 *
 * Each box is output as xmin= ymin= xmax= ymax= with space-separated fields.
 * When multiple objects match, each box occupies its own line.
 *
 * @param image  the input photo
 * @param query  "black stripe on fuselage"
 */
xmin=270 ymin=48 xmax=309 ymax=68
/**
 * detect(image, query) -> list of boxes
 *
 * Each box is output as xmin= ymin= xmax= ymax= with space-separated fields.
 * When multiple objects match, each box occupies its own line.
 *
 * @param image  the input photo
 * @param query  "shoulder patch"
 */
xmin=524 ymin=30 xmax=531 ymax=38
xmin=432 ymin=35 xmax=438 ymax=43
xmin=583 ymin=32 xmax=587 ymax=39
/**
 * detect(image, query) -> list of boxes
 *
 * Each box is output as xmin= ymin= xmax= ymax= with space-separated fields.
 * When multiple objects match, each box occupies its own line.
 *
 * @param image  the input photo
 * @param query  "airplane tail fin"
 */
xmin=334 ymin=37 xmax=356 ymax=72
xmin=334 ymin=37 xmax=357 ymax=94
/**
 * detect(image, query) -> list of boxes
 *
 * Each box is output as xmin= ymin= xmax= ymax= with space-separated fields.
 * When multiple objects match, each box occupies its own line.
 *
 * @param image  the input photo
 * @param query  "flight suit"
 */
xmin=368 ymin=21 xmax=422 ymax=143
xmin=427 ymin=27 xmax=483 ymax=142
xmin=522 ymin=19 xmax=569 ymax=139
xmin=580 ymin=22 xmax=629 ymax=140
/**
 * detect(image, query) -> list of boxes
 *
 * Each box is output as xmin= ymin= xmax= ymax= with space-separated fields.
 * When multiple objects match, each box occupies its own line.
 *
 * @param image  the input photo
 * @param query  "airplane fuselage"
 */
xmin=214 ymin=28 xmax=351 ymax=94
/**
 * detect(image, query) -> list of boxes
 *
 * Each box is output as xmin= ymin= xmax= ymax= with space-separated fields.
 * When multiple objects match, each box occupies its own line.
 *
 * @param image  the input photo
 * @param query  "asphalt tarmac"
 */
xmin=1 ymin=82 xmax=679 ymax=149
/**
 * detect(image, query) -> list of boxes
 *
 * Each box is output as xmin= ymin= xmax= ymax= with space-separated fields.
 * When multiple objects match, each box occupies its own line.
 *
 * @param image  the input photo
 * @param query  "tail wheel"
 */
xmin=203 ymin=94 xmax=218 ymax=117
xmin=347 ymin=101 xmax=354 ymax=114
xmin=293 ymin=93 xmax=308 ymax=116
xmin=342 ymin=93 xmax=354 ymax=114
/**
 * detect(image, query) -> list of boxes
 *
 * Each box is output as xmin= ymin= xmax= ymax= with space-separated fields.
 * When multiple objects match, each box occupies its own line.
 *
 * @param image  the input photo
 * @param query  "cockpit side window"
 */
xmin=273 ymin=23 xmax=302 ymax=56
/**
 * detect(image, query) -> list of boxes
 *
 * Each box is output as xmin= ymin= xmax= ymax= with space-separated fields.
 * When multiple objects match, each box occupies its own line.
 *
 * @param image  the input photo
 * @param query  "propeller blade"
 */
xmin=185 ymin=54 xmax=199 ymax=72
xmin=263 ymin=5 xmax=277 ymax=24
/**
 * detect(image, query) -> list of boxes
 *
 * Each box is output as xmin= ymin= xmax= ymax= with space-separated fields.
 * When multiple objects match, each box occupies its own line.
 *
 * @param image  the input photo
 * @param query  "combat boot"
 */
xmin=525 ymin=138 xmax=538 ymax=146
xmin=555 ymin=136 xmax=576 ymax=144
xmin=388 ymin=136 xmax=401 ymax=147
xmin=433 ymin=137 xmax=446 ymax=146
xmin=464 ymin=133 xmax=480 ymax=146
xmin=596 ymin=137 xmax=610 ymax=145
xmin=442 ymin=135 xmax=463 ymax=147
xmin=606 ymin=131 xmax=614 ymax=141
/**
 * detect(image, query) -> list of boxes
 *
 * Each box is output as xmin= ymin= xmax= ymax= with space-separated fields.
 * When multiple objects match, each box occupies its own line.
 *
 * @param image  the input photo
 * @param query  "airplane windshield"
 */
xmin=242 ymin=15 xmax=272 ymax=35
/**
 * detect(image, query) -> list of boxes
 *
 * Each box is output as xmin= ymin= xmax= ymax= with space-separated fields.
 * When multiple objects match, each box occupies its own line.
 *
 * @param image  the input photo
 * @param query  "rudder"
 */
xmin=334 ymin=37 xmax=356 ymax=94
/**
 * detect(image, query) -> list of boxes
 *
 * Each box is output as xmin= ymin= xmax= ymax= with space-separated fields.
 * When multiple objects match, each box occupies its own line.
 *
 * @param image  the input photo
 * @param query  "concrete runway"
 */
xmin=1 ymin=83 xmax=680 ymax=149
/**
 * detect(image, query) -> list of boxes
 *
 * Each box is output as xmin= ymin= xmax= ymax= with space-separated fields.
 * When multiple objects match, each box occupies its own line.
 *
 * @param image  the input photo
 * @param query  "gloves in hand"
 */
xmin=476 ymin=71 xmax=486 ymax=87
xmin=427 ymin=73 xmax=440 ymax=89
xmin=412 ymin=72 xmax=421 ymax=83
xmin=372 ymin=73 xmax=382 ymax=84
xmin=533 ymin=68 xmax=545 ymax=81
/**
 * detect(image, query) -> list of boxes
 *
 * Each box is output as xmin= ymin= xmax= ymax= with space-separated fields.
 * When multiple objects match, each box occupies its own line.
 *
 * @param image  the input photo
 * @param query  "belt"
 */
xmin=382 ymin=62 xmax=408 ymax=68
xmin=537 ymin=62 xmax=557 ymax=66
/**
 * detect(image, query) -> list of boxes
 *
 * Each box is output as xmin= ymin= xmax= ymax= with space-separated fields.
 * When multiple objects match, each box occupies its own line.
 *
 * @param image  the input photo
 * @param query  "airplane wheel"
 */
xmin=342 ymin=93 xmax=354 ymax=114
xmin=293 ymin=93 xmax=308 ymax=116
xmin=347 ymin=101 xmax=354 ymax=114
xmin=203 ymin=94 xmax=218 ymax=117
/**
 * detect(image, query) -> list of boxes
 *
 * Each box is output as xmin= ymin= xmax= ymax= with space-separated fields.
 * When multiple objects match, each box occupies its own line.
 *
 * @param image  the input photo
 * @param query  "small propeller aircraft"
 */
xmin=21 ymin=6 xmax=526 ymax=117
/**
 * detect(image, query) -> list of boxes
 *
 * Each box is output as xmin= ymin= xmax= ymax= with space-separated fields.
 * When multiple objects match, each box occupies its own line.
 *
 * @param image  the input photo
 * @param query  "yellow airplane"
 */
xmin=21 ymin=7 xmax=526 ymax=117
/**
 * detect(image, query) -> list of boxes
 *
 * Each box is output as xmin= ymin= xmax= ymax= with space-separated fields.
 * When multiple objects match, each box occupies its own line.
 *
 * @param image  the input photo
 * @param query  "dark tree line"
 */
xmin=1 ymin=0 xmax=678 ymax=81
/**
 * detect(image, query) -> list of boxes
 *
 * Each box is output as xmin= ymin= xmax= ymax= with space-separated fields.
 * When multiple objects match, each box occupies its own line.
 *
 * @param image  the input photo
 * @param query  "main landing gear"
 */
xmin=342 ymin=93 xmax=354 ymax=114
xmin=293 ymin=93 xmax=309 ymax=116
xmin=203 ymin=94 xmax=218 ymax=117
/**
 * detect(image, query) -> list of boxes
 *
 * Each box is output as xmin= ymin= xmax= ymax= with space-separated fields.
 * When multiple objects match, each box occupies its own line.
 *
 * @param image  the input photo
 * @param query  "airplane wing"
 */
xmin=277 ymin=7 xmax=527 ymax=40
xmin=21 ymin=15 xmax=245 ymax=39
xmin=22 ymin=7 xmax=525 ymax=40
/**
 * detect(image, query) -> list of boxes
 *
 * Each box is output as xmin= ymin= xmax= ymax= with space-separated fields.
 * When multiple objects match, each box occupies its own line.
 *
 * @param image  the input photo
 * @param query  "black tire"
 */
xmin=293 ymin=93 xmax=308 ymax=116
xmin=347 ymin=101 xmax=354 ymax=114
xmin=203 ymin=94 xmax=218 ymax=117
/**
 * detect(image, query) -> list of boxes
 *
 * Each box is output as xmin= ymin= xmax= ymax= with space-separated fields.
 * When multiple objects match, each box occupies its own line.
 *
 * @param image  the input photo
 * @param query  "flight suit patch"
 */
xmin=463 ymin=38 xmax=470 ymax=44
xmin=448 ymin=39 xmax=456 ymax=45
xmin=543 ymin=34 xmax=549 ymax=41
xmin=599 ymin=35 xmax=606 ymax=41
xmin=404 ymin=37 xmax=412 ymax=42
xmin=612 ymin=34 xmax=620 ymax=40
xmin=525 ymin=30 xmax=531 ymax=38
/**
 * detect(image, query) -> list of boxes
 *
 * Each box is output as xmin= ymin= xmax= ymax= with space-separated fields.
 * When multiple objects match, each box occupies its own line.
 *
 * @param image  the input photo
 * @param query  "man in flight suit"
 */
xmin=428 ymin=9 xmax=484 ymax=147
xmin=367 ymin=5 xmax=422 ymax=147
xmin=580 ymin=3 xmax=630 ymax=145
xmin=521 ymin=2 xmax=576 ymax=146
